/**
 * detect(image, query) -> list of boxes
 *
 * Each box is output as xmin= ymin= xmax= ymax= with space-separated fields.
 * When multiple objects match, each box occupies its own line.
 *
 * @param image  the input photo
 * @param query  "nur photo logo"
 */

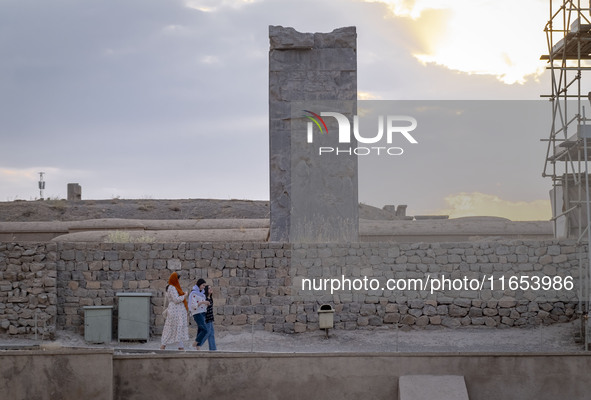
xmin=303 ymin=111 xmax=418 ymax=156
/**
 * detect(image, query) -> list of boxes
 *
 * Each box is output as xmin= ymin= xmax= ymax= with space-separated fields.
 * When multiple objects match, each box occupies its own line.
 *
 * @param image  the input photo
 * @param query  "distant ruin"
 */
xmin=67 ymin=183 xmax=81 ymax=201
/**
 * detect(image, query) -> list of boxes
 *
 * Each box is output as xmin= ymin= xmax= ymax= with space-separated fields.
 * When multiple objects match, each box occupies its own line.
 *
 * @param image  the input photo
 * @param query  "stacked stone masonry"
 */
xmin=0 ymin=240 xmax=583 ymax=339
xmin=0 ymin=243 xmax=57 ymax=339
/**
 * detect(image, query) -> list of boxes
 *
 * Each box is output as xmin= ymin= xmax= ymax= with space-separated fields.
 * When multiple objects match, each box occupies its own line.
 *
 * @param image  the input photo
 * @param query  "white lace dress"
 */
xmin=160 ymin=286 xmax=189 ymax=346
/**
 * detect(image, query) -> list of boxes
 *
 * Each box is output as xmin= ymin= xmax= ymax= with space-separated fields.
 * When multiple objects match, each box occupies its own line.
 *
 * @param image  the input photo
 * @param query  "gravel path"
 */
xmin=1 ymin=320 xmax=585 ymax=354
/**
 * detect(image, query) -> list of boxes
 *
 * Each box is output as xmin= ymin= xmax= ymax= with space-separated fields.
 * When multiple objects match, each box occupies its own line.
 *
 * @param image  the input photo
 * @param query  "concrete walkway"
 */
xmin=399 ymin=375 xmax=469 ymax=400
xmin=0 ymin=319 xmax=585 ymax=354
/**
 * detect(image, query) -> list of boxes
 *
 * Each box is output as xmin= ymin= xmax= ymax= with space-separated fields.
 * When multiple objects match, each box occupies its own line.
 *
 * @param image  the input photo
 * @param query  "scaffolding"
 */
xmin=542 ymin=0 xmax=591 ymax=349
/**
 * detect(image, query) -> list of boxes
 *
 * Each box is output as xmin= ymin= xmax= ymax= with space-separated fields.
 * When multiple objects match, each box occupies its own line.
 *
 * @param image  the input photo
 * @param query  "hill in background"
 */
xmin=0 ymin=199 xmax=270 ymax=222
xmin=0 ymin=198 xmax=414 ymax=223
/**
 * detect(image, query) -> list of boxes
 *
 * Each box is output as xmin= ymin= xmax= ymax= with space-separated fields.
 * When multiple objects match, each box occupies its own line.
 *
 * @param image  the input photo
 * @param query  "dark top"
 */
xmin=205 ymin=297 xmax=214 ymax=323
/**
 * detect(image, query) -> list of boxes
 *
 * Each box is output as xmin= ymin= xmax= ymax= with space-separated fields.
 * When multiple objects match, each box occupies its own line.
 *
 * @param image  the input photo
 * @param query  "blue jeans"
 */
xmin=205 ymin=321 xmax=216 ymax=351
xmin=193 ymin=313 xmax=208 ymax=346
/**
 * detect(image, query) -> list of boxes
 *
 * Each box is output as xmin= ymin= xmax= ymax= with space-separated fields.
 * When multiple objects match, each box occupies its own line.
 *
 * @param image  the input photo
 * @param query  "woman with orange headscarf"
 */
xmin=160 ymin=272 xmax=189 ymax=350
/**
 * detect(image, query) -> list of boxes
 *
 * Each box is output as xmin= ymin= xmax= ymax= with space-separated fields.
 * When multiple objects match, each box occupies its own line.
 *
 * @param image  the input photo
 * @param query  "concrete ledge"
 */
xmin=113 ymin=352 xmax=591 ymax=400
xmin=360 ymin=218 xmax=553 ymax=236
xmin=51 ymin=228 xmax=269 ymax=242
xmin=0 ymin=218 xmax=271 ymax=241
xmin=399 ymin=375 xmax=469 ymax=400
xmin=1 ymin=350 xmax=589 ymax=400
xmin=0 ymin=217 xmax=552 ymax=242
xmin=0 ymin=349 xmax=114 ymax=400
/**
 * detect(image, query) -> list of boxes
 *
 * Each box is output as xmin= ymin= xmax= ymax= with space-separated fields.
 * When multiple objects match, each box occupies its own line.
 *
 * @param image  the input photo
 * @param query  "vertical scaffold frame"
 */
xmin=542 ymin=0 xmax=591 ymax=350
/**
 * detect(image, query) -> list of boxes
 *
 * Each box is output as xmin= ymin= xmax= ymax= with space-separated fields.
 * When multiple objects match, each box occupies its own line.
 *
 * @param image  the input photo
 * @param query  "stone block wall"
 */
xmin=0 ymin=240 xmax=584 ymax=339
xmin=0 ymin=243 xmax=57 ymax=338
xmin=291 ymin=241 xmax=581 ymax=330
xmin=55 ymin=242 xmax=291 ymax=336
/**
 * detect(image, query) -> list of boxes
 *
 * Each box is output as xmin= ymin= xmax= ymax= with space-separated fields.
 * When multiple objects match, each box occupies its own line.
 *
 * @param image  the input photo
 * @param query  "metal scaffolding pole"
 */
xmin=542 ymin=0 xmax=591 ymax=349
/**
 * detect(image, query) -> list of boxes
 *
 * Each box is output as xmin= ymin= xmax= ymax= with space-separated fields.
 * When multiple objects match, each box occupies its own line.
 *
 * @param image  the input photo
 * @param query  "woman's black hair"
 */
xmin=204 ymin=285 xmax=212 ymax=298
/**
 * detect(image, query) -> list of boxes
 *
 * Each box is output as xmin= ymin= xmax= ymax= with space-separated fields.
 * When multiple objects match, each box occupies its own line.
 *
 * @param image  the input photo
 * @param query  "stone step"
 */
xmin=399 ymin=375 xmax=469 ymax=400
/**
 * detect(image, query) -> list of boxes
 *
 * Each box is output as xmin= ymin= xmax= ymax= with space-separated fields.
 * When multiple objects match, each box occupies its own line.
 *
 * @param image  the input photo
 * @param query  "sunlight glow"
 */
xmin=363 ymin=0 xmax=548 ymax=84
xmin=358 ymin=91 xmax=381 ymax=100
xmin=435 ymin=192 xmax=551 ymax=221
xmin=0 ymin=168 xmax=43 ymax=183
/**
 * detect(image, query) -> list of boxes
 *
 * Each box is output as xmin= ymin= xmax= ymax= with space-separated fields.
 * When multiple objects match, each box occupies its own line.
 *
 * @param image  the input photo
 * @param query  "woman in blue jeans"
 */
xmin=203 ymin=285 xmax=217 ymax=351
xmin=188 ymin=278 xmax=209 ymax=350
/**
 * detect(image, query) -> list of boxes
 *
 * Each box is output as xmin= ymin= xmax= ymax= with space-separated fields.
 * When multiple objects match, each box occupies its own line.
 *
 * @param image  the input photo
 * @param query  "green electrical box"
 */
xmin=83 ymin=306 xmax=113 ymax=344
xmin=116 ymin=292 xmax=152 ymax=342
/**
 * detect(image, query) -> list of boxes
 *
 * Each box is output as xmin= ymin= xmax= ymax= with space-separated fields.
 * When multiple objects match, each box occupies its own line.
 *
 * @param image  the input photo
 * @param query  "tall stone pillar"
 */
xmin=269 ymin=26 xmax=358 ymax=242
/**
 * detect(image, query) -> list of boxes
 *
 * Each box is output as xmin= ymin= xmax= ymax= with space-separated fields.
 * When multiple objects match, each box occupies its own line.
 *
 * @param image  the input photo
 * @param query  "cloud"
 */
xmin=434 ymin=192 xmax=551 ymax=221
xmin=363 ymin=0 xmax=548 ymax=84
xmin=358 ymin=91 xmax=381 ymax=100
xmin=200 ymin=55 xmax=222 ymax=65
xmin=186 ymin=0 xmax=262 ymax=12
xmin=0 ymin=167 xmax=65 ymax=200
xmin=0 ymin=0 xmax=551 ymax=207
xmin=0 ymin=168 xmax=40 ymax=183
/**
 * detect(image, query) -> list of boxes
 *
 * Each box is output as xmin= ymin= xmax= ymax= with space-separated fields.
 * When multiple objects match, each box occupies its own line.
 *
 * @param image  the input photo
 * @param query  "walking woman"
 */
xmin=204 ymin=285 xmax=217 ymax=351
xmin=189 ymin=278 xmax=210 ymax=349
xmin=160 ymin=272 xmax=189 ymax=350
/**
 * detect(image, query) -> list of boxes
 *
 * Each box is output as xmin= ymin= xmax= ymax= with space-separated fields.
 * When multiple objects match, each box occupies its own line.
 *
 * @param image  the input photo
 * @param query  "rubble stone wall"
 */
xmin=0 ymin=242 xmax=57 ymax=338
xmin=0 ymin=240 xmax=583 ymax=339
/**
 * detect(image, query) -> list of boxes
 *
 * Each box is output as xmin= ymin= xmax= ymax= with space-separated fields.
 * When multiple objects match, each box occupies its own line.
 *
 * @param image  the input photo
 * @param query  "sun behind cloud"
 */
xmin=363 ymin=0 xmax=547 ymax=84
xmin=435 ymin=192 xmax=551 ymax=221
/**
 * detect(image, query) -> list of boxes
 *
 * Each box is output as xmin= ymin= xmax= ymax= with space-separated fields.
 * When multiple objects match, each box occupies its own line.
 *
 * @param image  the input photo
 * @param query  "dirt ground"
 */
xmin=0 ymin=198 xmax=271 ymax=222
xmin=0 ymin=320 xmax=585 ymax=354
xmin=0 ymin=198 xmax=406 ymax=223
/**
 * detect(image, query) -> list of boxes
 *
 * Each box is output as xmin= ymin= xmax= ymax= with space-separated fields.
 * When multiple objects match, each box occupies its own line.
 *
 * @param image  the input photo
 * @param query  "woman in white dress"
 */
xmin=160 ymin=272 xmax=189 ymax=350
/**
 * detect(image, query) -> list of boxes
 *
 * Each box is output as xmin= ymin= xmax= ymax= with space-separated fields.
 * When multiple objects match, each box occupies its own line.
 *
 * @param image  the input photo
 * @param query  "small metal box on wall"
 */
xmin=83 ymin=306 xmax=113 ymax=344
xmin=116 ymin=292 xmax=152 ymax=342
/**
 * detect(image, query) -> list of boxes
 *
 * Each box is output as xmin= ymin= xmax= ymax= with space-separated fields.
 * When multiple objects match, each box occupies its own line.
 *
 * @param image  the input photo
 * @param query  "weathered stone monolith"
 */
xmin=269 ymin=25 xmax=358 ymax=242
xmin=67 ymin=183 xmax=81 ymax=201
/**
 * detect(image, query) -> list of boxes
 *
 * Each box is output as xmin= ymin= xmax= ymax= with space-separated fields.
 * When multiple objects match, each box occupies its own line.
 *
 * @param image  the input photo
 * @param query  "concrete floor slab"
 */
xmin=399 ymin=375 xmax=469 ymax=400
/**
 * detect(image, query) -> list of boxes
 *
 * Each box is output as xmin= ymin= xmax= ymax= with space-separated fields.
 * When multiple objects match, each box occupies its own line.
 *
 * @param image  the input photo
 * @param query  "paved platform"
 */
xmin=399 ymin=375 xmax=469 ymax=400
xmin=0 ymin=319 xmax=585 ymax=354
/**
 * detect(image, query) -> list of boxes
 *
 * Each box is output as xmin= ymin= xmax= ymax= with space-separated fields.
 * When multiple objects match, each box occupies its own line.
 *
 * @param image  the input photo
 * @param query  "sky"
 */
xmin=0 ymin=0 xmax=565 ymax=220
